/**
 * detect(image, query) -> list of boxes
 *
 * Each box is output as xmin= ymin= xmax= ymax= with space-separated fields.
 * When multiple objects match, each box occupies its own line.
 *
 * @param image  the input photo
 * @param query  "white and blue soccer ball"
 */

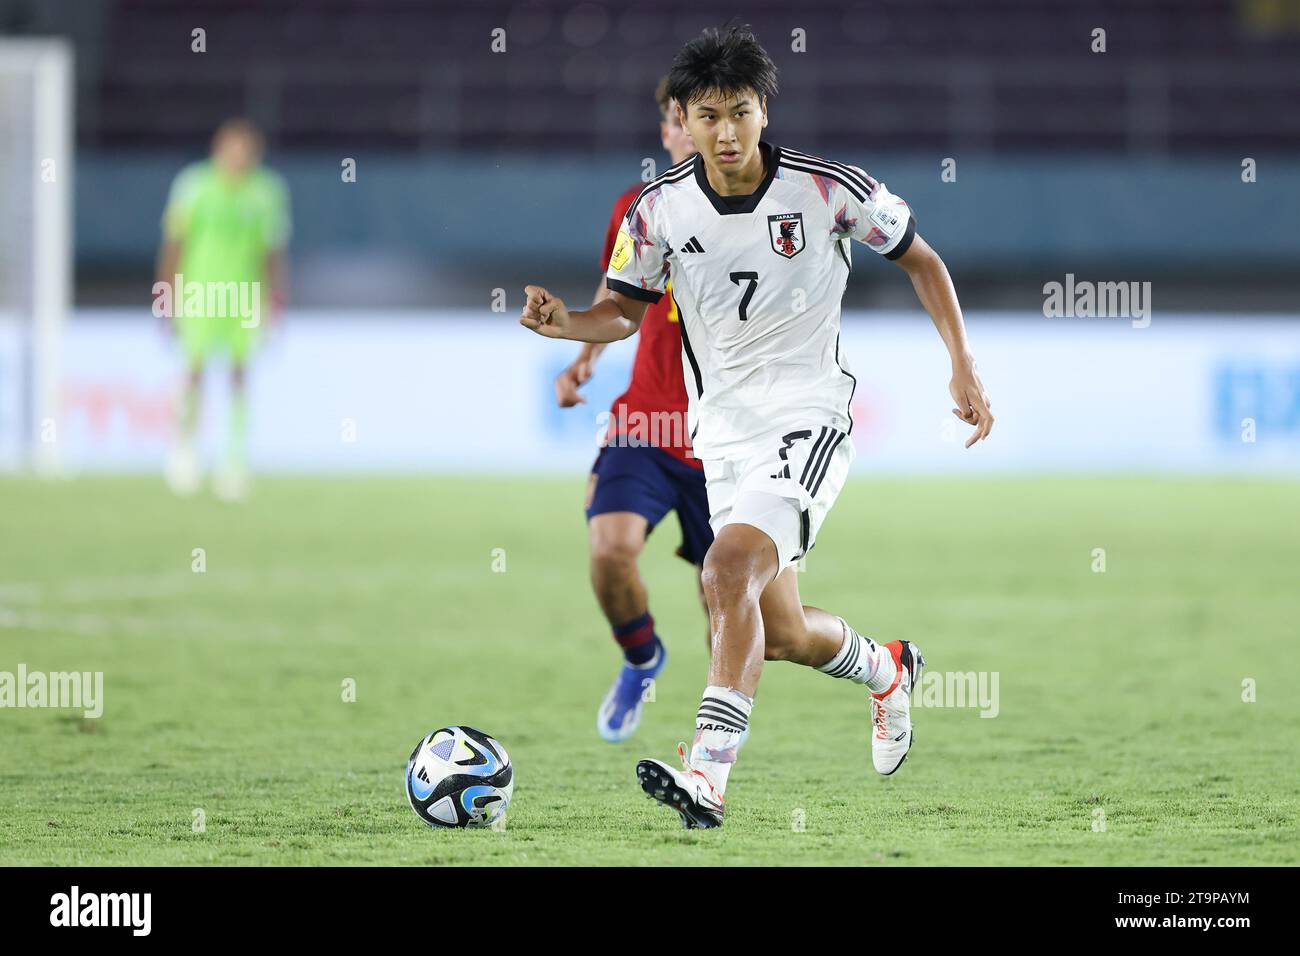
xmin=405 ymin=726 xmax=514 ymax=828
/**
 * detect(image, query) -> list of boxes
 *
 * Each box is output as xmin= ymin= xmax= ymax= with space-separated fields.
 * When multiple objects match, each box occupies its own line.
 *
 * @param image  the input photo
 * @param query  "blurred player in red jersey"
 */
xmin=553 ymin=78 xmax=711 ymax=742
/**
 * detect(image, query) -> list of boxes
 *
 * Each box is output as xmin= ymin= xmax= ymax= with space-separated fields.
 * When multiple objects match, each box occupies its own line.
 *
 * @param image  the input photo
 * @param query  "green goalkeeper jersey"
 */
xmin=162 ymin=160 xmax=291 ymax=287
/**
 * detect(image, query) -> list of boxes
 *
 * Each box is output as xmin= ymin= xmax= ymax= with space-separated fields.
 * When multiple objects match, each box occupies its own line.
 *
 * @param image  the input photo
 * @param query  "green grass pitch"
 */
xmin=1 ymin=475 xmax=1297 ymax=865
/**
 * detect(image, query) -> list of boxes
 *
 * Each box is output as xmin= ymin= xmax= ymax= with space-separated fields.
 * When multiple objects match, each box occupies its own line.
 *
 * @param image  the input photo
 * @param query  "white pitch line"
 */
xmin=0 ymin=606 xmax=295 ymax=642
xmin=0 ymin=564 xmax=431 ymax=606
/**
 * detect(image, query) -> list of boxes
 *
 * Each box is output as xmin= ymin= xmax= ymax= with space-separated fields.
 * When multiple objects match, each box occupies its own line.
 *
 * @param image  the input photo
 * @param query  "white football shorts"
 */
xmin=703 ymin=424 xmax=856 ymax=570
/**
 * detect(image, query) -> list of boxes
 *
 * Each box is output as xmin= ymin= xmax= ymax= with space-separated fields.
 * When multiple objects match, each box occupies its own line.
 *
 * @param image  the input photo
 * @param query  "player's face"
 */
xmin=679 ymin=89 xmax=767 ymax=171
xmin=660 ymin=101 xmax=697 ymax=165
xmin=213 ymin=131 xmax=262 ymax=177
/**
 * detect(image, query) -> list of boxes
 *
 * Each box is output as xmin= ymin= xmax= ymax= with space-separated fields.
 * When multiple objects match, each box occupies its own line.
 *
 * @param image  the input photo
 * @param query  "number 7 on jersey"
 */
xmin=729 ymin=271 xmax=759 ymax=322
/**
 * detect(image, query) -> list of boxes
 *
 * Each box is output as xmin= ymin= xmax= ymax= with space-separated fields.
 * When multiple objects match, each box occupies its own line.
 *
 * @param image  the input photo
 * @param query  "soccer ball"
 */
xmin=405 ymin=726 xmax=514 ymax=828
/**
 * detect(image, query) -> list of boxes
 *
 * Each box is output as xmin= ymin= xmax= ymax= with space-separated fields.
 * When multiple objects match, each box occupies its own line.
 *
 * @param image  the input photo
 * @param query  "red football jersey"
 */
xmin=599 ymin=183 xmax=702 ymax=469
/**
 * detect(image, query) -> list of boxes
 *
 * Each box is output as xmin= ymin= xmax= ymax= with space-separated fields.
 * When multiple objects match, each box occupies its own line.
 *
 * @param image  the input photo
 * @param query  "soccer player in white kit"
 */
xmin=520 ymin=25 xmax=993 ymax=828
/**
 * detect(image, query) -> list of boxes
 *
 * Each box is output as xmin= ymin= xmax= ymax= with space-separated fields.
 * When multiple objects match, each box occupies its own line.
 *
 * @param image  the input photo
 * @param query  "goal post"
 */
xmin=0 ymin=38 xmax=72 ymax=474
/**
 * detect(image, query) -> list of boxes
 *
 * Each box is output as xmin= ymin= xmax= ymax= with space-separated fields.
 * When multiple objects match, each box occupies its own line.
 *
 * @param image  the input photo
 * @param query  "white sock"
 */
xmin=817 ymin=619 xmax=897 ymax=693
xmin=690 ymin=685 xmax=752 ymax=795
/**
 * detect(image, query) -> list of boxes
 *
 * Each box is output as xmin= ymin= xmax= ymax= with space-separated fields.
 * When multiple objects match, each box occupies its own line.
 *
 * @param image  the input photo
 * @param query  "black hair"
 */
xmin=665 ymin=23 xmax=779 ymax=112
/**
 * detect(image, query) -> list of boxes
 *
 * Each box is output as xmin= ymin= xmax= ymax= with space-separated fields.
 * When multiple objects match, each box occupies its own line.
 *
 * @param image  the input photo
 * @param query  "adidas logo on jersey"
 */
xmin=679 ymin=236 xmax=706 ymax=253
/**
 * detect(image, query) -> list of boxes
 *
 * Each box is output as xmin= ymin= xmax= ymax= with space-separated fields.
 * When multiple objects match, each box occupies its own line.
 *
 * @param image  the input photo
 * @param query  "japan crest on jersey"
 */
xmin=767 ymin=212 xmax=805 ymax=259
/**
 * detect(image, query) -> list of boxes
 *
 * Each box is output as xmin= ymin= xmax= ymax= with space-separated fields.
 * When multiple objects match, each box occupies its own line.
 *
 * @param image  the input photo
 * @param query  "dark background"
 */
xmin=4 ymin=0 xmax=1298 ymax=310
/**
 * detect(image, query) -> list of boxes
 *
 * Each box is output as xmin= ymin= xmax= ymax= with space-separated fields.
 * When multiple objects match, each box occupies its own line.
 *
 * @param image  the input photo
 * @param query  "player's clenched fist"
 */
xmin=519 ymin=285 xmax=570 ymax=337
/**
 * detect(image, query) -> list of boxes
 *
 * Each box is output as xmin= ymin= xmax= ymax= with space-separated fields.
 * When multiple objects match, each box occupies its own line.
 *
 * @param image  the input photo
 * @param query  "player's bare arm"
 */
xmin=894 ymin=234 xmax=994 ymax=448
xmin=554 ymin=279 xmax=613 ymax=407
xmin=519 ymin=284 xmax=648 ymax=343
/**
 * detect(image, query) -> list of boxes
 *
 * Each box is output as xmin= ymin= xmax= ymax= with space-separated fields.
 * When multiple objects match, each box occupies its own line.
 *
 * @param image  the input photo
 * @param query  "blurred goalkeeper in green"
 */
xmin=155 ymin=118 xmax=290 ymax=500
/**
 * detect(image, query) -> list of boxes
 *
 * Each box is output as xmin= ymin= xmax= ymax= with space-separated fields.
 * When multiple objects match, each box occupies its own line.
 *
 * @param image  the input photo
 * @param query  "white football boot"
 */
xmin=871 ymin=639 xmax=924 ymax=775
xmin=636 ymin=743 xmax=725 ymax=829
xmin=164 ymin=442 xmax=201 ymax=497
xmin=212 ymin=465 xmax=250 ymax=503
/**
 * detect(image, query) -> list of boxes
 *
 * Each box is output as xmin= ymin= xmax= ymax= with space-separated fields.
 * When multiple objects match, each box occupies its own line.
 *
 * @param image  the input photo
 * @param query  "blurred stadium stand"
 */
xmin=3 ymin=0 xmax=1299 ymax=308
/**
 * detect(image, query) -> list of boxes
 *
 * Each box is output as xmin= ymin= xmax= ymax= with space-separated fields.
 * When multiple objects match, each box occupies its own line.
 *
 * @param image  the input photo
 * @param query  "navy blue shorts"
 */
xmin=585 ymin=444 xmax=713 ymax=565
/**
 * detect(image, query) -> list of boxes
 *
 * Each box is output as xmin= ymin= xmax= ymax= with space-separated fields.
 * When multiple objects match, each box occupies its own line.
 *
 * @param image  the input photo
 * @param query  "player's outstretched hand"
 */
xmin=555 ymin=358 xmax=593 ymax=407
xmin=520 ymin=285 xmax=570 ymax=338
xmin=950 ymin=362 xmax=994 ymax=448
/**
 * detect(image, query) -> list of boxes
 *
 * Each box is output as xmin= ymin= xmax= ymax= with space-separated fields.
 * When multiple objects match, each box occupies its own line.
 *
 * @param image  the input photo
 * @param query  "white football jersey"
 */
xmin=605 ymin=142 xmax=915 ymax=461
